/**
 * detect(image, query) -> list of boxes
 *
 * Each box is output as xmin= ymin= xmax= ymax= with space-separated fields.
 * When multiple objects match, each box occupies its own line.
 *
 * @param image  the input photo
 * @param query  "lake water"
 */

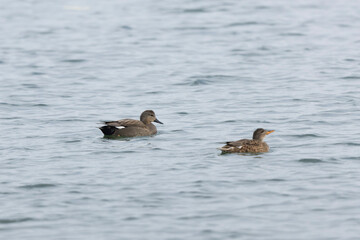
xmin=1 ymin=0 xmax=360 ymax=239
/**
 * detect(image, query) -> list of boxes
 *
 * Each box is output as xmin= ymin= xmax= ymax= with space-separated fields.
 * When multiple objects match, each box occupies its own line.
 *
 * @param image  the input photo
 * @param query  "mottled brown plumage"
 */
xmin=99 ymin=110 xmax=163 ymax=137
xmin=220 ymin=128 xmax=274 ymax=153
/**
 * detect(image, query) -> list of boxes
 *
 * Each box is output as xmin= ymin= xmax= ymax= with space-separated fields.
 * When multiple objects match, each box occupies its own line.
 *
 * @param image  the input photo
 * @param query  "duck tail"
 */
xmin=219 ymin=145 xmax=240 ymax=153
xmin=218 ymin=146 xmax=230 ymax=152
xmin=99 ymin=126 xmax=116 ymax=135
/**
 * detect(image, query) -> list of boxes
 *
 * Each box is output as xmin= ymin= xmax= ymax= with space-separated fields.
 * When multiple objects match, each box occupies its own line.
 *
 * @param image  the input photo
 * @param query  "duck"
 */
xmin=219 ymin=128 xmax=274 ymax=153
xmin=99 ymin=110 xmax=163 ymax=138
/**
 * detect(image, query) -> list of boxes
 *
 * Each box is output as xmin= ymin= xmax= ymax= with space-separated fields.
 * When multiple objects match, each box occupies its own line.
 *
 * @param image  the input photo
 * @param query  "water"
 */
xmin=1 ymin=0 xmax=360 ymax=239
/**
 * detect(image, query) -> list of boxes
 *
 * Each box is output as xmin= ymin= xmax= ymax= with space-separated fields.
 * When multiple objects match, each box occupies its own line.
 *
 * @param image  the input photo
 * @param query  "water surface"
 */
xmin=1 ymin=0 xmax=360 ymax=239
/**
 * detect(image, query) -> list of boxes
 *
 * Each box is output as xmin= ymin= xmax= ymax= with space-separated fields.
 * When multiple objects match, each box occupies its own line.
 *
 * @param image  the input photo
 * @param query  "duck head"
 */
xmin=140 ymin=110 xmax=163 ymax=124
xmin=253 ymin=128 xmax=274 ymax=141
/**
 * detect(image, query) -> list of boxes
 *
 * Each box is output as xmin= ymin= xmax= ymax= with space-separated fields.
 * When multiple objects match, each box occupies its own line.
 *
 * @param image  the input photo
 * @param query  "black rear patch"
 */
xmin=99 ymin=126 xmax=116 ymax=135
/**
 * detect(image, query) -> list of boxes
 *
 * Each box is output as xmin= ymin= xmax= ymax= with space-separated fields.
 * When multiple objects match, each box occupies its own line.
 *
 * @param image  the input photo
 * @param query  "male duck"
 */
xmin=99 ymin=110 xmax=163 ymax=137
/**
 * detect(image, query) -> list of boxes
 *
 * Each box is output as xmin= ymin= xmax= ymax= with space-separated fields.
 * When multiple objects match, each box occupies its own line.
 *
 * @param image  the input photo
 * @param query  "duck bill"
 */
xmin=266 ymin=130 xmax=275 ymax=135
xmin=154 ymin=118 xmax=163 ymax=124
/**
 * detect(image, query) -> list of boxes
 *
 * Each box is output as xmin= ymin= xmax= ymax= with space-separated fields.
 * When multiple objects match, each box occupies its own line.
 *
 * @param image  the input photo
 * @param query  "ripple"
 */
xmin=63 ymin=6 xmax=90 ymax=11
xmin=31 ymin=72 xmax=45 ymax=75
xmin=116 ymin=150 xmax=136 ymax=153
xmin=178 ymin=214 xmax=235 ymax=220
xmin=226 ymin=21 xmax=259 ymax=27
xmin=280 ymin=32 xmax=305 ymax=36
xmin=176 ymin=75 xmax=234 ymax=86
xmin=0 ymin=102 xmax=48 ymax=107
xmin=179 ymin=190 xmax=213 ymax=199
xmin=123 ymin=216 xmax=137 ymax=221
xmin=175 ymin=79 xmax=213 ymax=86
xmin=61 ymin=59 xmax=86 ymax=63
xmin=64 ymin=139 xmax=81 ymax=143
xmin=22 ymin=83 xmax=39 ymax=88
xmin=152 ymin=147 xmax=162 ymax=151
xmin=67 ymin=190 xmax=81 ymax=194
xmin=334 ymin=142 xmax=360 ymax=146
xmin=173 ymin=26 xmax=210 ymax=31
xmin=176 ymin=111 xmax=188 ymax=115
xmin=183 ymin=8 xmax=206 ymax=13
xmin=0 ymin=102 xmax=19 ymax=106
xmin=19 ymin=184 xmax=57 ymax=189
xmin=170 ymin=129 xmax=185 ymax=133
xmin=222 ymin=120 xmax=237 ymax=123
xmin=0 ymin=218 xmax=34 ymax=224
xmin=56 ymin=118 xmax=85 ymax=122
xmin=255 ymin=5 xmax=271 ymax=9
xmin=288 ymin=134 xmax=324 ymax=138
xmin=145 ymin=91 xmax=163 ymax=95
xmin=190 ymin=79 xmax=212 ymax=86
xmin=341 ymin=75 xmax=360 ymax=80
xmin=33 ymin=103 xmax=48 ymax=107
xmin=0 ymin=191 xmax=17 ymax=195
xmin=266 ymin=178 xmax=285 ymax=182
xmin=118 ymin=25 xmax=132 ymax=30
xmin=298 ymin=158 xmax=323 ymax=163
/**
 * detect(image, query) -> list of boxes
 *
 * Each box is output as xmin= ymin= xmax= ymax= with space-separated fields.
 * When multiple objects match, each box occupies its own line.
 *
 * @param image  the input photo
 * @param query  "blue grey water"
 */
xmin=1 ymin=0 xmax=360 ymax=239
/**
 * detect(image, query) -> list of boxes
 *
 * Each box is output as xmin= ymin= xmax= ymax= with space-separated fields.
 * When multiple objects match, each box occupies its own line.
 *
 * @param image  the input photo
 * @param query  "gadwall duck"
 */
xmin=219 ymin=128 xmax=274 ymax=153
xmin=99 ymin=110 xmax=163 ymax=138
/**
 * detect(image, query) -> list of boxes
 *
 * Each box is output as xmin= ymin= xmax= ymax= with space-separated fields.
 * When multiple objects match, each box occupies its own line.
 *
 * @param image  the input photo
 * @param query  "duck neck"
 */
xmin=142 ymin=119 xmax=152 ymax=125
xmin=253 ymin=136 xmax=264 ymax=142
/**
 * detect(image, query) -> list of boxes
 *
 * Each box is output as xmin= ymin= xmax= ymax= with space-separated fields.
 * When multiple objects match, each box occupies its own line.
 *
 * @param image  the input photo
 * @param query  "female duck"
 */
xmin=220 ymin=128 xmax=274 ymax=153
